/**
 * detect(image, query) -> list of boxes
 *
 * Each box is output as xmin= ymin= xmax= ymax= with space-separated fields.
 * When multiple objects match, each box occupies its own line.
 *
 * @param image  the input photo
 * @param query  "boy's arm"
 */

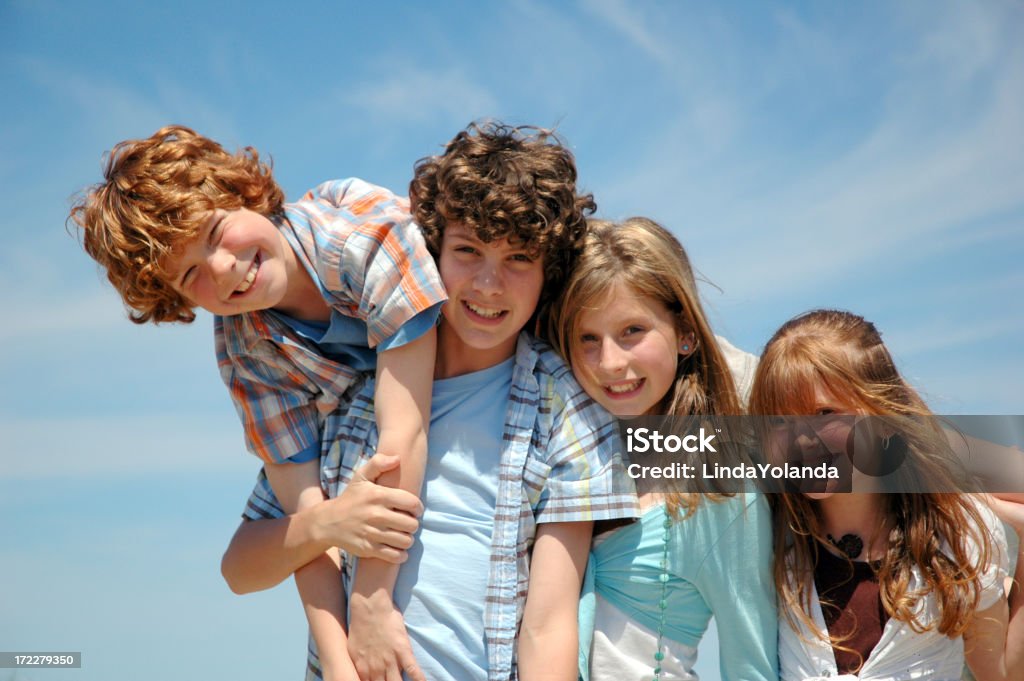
xmin=368 ymin=325 xmax=434 ymax=504
xmin=518 ymin=521 xmax=594 ymax=681
xmin=264 ymin=460 xmax=354 ymax=681
xmin=348 ymin=328 xmax=435 ymax=681
xmin=221 ymin=455 xmax=421 ymax=593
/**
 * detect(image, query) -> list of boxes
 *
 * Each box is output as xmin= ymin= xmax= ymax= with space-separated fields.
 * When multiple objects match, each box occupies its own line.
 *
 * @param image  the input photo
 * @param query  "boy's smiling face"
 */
xmin=166 ymin=208 xmax=306 ymax=318
xmin=435 ymin=225 xmax=544 ymax=377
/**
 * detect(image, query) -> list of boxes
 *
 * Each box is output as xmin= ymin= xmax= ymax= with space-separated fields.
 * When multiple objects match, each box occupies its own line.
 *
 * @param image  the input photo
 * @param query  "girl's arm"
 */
xmin=518 ymin=521 xmax=594 ymax=681
xmin=964 ymin=495 xmax=1024 ymax=681
xmin=697 ymin=498 xmax=779 ymax=681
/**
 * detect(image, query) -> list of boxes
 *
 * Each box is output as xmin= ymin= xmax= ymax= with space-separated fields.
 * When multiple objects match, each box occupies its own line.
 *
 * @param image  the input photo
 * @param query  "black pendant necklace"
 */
xmin=827 ymin=533 xmax=864 ymax=559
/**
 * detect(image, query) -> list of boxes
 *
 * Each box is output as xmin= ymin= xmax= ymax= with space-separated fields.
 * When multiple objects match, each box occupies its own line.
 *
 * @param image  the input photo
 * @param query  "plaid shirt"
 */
xmin=244 ymin=333 xmax=639 ymax=681
xmin=216 ymin=178 xmax=447 ymax=465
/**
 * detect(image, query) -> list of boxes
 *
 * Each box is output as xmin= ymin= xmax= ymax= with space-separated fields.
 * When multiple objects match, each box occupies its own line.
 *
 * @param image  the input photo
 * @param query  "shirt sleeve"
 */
xmin=973 ymin=498 xmax=1010 ymax=611
xmin=715 ymin=335 xmax=759 ymax=407
xmin=691 ymin=494 xmax=779 ymax=681
xmin=376 ymin=304 xmax=443 ymax=352
xmin=216 ymin=315 xmax=324 ymax=465
xmin=309 ymin=179 xmax=447 ymax=349
xmin=530 ymin=371 xmax=638 ymax=525
xmin=242 ymin=468 xmax=286 ymax=521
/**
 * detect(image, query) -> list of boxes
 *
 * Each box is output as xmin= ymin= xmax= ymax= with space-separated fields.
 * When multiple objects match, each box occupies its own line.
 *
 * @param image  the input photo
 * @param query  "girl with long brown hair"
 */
xmin=750 ymin=309 xmax=1024 ymax=680
xmin=548 ymin=217 xmax=777 ymax=681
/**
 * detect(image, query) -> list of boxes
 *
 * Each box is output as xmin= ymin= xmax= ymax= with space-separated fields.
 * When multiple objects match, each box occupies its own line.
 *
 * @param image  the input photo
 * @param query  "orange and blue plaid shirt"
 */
xmin=215 ymin=178 xmax=447 ymax=465
xmin=243 ymin=334 xmax=639 ymax=681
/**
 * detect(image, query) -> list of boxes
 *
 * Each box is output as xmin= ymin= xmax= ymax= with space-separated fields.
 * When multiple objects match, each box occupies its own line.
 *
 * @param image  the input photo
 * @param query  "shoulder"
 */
xmin=519 ymin=333 xmax=593 ymax=399
xmin=284 ymin=179 xmax=410 ymax=241
xmin=937 ymin=495 xmax=1009 ymax=609
xmin=960 ymin=495 xmax=1008 ymax=559
xmin=714 ymin=335 xmax=759 ymax=405
xmin=950 ymin=496 xmax=1007 ymax=552
xmin=519 ymin=334 xmax=611 ymax=423
xmin=293 ymin=178 xmax=409 ymax=214
xmin=522 ymin=334 xmax=575 ymax=385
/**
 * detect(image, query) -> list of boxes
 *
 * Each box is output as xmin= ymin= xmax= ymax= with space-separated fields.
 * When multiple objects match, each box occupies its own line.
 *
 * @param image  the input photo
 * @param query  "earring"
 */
xmin=681 ymin=344 xmax=690 ymax=352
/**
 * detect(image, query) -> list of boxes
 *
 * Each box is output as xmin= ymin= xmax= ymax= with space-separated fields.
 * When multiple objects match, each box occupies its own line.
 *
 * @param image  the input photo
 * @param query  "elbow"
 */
xmin=220 ymin=551 xmax=255 ymax=595
xmin=220 ymin=534 xmax=271 ymax=594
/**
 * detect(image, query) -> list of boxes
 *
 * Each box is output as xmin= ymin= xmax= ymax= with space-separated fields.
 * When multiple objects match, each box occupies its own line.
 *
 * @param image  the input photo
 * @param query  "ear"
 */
xmin=678 ymin=331 xmax=697 ymax=358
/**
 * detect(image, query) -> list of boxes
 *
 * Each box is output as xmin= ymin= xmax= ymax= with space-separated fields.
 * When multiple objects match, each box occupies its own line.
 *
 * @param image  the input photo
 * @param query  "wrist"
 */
xmin=319 ymin=655 xmax=359 ymax=681
xmin=348 ymin=587 xmax=394 ymax=615
xmin=303 ymin=502 xmax=337 ymax=554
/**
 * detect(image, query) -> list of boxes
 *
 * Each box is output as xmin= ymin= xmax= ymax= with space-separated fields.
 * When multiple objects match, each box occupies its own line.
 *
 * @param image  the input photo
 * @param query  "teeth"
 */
xmin=606 ymin=380 xmax=642 ymax=394
xmin=235 ymin=259 xmax=258 ymax=294
xmin=465 ymin=301 xmax=504 ymax=319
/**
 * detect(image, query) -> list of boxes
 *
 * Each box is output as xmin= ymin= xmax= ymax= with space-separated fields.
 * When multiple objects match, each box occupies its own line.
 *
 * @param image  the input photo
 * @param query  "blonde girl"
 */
xmin=548 ymin=217 xmax=777 ymax=681
xmin=750 ymin=309 xmax=1024 ymax=681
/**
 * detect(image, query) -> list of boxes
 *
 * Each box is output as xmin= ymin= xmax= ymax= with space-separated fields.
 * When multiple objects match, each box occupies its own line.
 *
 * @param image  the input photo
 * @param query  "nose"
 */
xmin=792 ymin=417 xmax=822 ymax=446
xmin=206 ymin=247 xmax=236 ymax=290
xmin=472 ymin=259 xmax=503 ymax=296
xmin=794 ymin=431 xmax=819 ymax=450
xmin=597 ymin=339 xmax=628 ymax=374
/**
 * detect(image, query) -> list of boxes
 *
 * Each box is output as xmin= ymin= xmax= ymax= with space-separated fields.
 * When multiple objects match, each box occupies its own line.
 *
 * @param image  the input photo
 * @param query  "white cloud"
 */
xmin=594 ymin=4 xmax=1024 ymax=306
xmin=20 ymin=56 xmax=168 ymax=134
xmin=341 ymin=67 xmax=499 ymax=126
xmin=909 ymin=360 xmax=1024 ymax=414
xmin=0 ymin=239 xmax=140 ymax=341
xmin=579 ymin=0 xmax=675 ymax=67
xmin=0 ymin=414 xmax=254 ymax=479
xmin=16 ymin=55 xmax=238 ymax=144
xmin=2 ymin=288 xmax=126 ymax=342
xmin=884 ymin=316 xmax=1024 ymax=357
xmin=912 ymin=0 xmax=1007 ymax=84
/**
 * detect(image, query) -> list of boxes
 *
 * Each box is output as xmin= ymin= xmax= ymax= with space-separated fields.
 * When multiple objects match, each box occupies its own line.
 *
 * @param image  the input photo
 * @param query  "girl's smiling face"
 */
xmin=572 ymin=280 xmax=688 ymax=417
xmin=766 ymin=381 xmax=861 ymax=498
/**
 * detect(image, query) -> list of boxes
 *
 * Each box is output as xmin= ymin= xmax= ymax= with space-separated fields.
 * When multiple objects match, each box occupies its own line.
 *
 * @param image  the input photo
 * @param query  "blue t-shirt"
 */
xmin=376 ymin=356 xmax=513 ymax=681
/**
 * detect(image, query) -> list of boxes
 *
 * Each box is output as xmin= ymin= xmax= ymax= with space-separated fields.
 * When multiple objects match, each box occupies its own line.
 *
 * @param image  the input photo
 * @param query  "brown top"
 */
xmin=813 ymin=543 xmax=890 ymax=675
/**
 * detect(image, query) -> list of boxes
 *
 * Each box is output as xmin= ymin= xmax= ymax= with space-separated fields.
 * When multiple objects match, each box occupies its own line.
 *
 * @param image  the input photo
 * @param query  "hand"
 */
xmin=988 ymin=493 xmax=1024 ymax=536
xmin=311 ymin=454 xmax=423 ymax=563
xmin=347 ymin=589 xmax=425 ymax=681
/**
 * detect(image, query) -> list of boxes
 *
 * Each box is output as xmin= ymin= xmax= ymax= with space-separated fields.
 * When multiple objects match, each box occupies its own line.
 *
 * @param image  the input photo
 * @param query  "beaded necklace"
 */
xmin=652 ymin=505 xmax=672 ymax=680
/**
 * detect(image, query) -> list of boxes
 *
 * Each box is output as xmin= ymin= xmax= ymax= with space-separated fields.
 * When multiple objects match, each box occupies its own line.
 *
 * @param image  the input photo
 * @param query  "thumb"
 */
xmin=356 ymin=453 xmax=401 ymax=482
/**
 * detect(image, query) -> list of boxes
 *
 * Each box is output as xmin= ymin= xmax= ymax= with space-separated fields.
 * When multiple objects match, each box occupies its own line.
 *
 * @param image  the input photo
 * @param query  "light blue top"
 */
xmin=579 ymin=494 xmax=778 ymax=681
xmin=388 ymin=356 xmax=513 ymax=681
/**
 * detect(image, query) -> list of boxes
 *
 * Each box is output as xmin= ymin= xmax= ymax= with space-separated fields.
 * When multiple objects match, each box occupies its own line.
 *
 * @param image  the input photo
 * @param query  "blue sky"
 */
xmin=1 ymin=1 xmax=1022 ymax=679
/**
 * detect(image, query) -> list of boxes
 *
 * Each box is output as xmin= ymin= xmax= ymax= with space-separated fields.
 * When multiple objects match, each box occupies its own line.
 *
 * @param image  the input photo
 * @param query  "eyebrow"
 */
xmin=173 ymin=214 xmax=219 ymax=290
xmin=174 ymin=262 xmax=193 ymax=292
xmin=200 ymin=211 xmax=220 ymax=244
xmin=446 ymin=227 xmax=479 ymax=242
